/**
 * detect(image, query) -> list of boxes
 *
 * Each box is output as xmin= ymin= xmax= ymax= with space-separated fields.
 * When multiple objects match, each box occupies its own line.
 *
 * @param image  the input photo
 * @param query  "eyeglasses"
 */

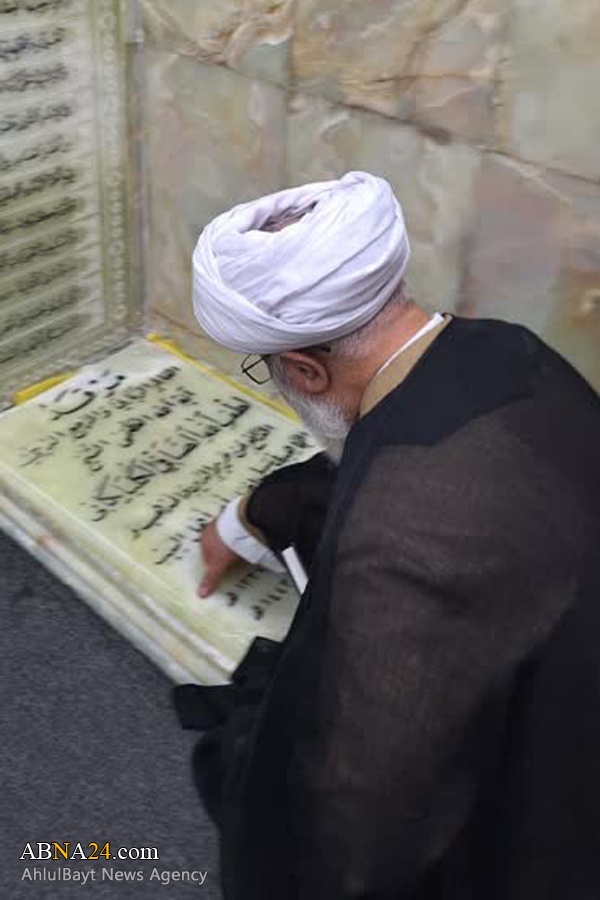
xmin=240 ymin=354 xmax=272 ymax=385
xmin=240 ymin=346 xmax=333 ymax=386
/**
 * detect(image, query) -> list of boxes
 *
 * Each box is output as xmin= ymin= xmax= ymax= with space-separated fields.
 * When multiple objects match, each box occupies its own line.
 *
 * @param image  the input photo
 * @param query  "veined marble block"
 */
xmin=0 ymin=0 xmax=137 ymax=410
xmin=0 ymin=337 xmax=319 ymax=683
xmin=142 ymin=0 xmax=292 ymax=86
xmin=143 ymin=50 xmax=286 ymax=339
xmin=502 ymin=0 xmax=600 ymax=181
xmin=287 ymin=92 xmax=482 ymax=313
xmin=462 ymin=154 xmax=600 ymax=390
xmin=292 ymin=0 xmax=506 ymax=144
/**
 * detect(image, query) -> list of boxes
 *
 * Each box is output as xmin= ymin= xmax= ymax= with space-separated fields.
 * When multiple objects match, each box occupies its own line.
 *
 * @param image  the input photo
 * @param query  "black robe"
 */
xmin=175 ymin=316 xmax=600 ymax=899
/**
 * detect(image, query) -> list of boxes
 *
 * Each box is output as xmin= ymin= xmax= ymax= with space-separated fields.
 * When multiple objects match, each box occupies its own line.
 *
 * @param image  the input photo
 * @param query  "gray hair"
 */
xmin=323 ymin=284 xmax=409 ymax=360
xmin=267 ymin=284 xmax=410 ymax=390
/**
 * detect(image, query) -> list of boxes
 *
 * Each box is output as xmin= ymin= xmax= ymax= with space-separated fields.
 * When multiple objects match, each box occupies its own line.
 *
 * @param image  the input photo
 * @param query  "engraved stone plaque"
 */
xmin=0 ymin=338 xmax=320 ymax=681
xmin=0 ymin=0 xmax=135 ymax=409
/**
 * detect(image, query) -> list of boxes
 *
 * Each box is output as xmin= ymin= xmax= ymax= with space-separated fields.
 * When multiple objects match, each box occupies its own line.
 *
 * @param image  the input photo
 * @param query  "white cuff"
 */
xmin=216 ymin=497 xmax=285 ymax=574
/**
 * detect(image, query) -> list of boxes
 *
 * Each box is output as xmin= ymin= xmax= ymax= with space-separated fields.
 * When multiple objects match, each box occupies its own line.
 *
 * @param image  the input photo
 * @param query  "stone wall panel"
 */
xmin=142 ymin=0 xmax=292 ymax=86
xmin=292 ymin=0 xmax=507 ymax=145
xmin=501 ymin=0 xmax=600 ymax=181
xmin=462 ymin=154 xmax=600 ymax=388
xmin=143 ymin=51 xmax=286 ymax=344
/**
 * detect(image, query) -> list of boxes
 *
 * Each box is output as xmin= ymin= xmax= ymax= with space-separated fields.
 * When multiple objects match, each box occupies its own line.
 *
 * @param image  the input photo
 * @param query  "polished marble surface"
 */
xmin=143 ymin=49 xmax=286 ymax=342
xmin=501 ymin=0 xmax=600 ymax=182
xmin=140 ymin=0 xmax=600 ymax=392
xmin=142 ymin=0 xmax=292 ymax=86
xmin=462 ymin=154 xmax=600 ymax=389
xmin=292 ymin=0 xmax=506 ymax=145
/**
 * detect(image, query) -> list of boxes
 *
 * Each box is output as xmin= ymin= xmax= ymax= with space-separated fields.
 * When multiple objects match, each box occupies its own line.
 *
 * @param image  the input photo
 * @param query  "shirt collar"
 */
xmin=359 ymin=313 xmax=453 ymax=418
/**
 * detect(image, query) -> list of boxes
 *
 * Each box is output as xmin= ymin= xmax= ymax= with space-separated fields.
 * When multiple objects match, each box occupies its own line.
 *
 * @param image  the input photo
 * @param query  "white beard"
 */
xmin=272 ymin=375 xmax=354 ymax=465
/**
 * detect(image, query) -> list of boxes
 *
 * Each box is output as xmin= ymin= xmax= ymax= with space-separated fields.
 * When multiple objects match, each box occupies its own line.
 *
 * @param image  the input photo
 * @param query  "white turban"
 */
xmin=192 ymin=171 xmax=411 ymax=354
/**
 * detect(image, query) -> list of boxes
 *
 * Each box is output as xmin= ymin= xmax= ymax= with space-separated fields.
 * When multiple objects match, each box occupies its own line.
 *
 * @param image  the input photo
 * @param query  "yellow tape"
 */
xmin=145 ymin=333 xmax=300 ymax=422
xmin=13 ymin=370 xmax=80 ymax=405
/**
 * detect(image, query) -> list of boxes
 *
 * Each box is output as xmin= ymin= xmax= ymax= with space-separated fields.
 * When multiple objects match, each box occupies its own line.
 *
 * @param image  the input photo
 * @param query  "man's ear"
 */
xmin=280 ymin=351 xmax=330 ymax=395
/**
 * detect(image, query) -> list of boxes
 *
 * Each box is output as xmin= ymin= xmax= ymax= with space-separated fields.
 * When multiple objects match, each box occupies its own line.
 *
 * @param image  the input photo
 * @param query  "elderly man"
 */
xmin=177 ymin=172 xmax=600 ymax=900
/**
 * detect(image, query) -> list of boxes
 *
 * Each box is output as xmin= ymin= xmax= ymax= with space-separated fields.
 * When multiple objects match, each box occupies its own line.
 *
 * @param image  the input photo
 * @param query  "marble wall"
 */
xmin=140 ymin=0 xmax=600 ymax=390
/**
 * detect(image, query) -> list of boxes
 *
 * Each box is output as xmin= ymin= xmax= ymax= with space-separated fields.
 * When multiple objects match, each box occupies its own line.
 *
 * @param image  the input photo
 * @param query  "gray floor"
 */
xmin=0 ymin=529 xmax=222 ymax=898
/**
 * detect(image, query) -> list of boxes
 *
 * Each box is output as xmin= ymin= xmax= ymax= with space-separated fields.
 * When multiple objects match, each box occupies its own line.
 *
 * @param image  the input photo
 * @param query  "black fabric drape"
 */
xmin=176 ymin=317 xmax=600 ymax=900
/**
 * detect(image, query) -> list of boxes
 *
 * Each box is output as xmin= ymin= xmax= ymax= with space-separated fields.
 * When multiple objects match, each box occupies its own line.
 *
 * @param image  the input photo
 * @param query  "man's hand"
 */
xmin=197 ymin=518 xmax=241 ymax=598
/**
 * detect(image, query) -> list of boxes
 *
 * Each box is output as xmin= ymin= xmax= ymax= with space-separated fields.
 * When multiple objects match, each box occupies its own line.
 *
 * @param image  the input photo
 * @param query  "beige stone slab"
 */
xmin=462 ymin=154 xmax=600 ymax=391
xmin=0 ymin=338 xmax=319 ymax=677
xmin=142 ymin=0 xmax=292 ymax=86
xmin=287 ymin=92 xmax=482 ymax=313
xmin=292 ymin=0 xmax=507 ymax=144
xmin=143 ymin=50 xmax=286 ymax=335
xmin=501 ymin=0 xmax=600 ymax=181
